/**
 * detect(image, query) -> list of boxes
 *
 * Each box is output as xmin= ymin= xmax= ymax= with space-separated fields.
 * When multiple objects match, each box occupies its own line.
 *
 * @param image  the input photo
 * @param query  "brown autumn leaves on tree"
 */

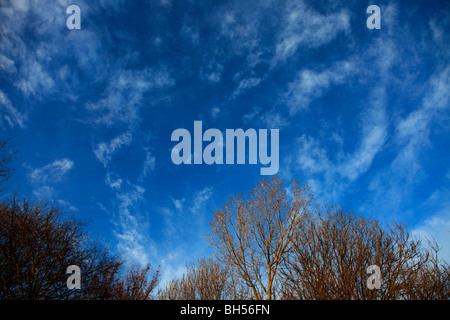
xmin=1 ymin=140 xmax=449 ymax=299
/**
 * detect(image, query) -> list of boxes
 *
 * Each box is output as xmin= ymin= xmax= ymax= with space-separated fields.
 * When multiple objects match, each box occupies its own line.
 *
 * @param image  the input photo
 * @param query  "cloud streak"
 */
xmin=284 ymin=59 xmax=358 ymax=113
xmin=94 ymin=132 xmax=133 ymax=167
xmin=85 ymin=68 xmax=174 ymax=127
xmin=29 ymin=158 xmax=74 ymax=184
xmin=273 ymin=1 xmax=351 ymax=64
xmin=25 ymin=158 xmax=74 ymax=202
xmin=0 ymin=90 xmax=26 ymax=128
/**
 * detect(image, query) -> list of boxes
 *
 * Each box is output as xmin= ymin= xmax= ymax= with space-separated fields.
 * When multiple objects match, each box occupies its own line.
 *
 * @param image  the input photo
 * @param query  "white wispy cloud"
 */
xmin=158 ymin=187 xmax=212 ymax=241
xmin=139 ymin=149 xmax=156 ymax=182
xmin=110 ymin=179 xmax=155 ymax=267
xmin=97 ymin=135 xmax=158 ymax=267
xmin=292 ymin=86 xmax=388 ymax=201
xmin=1 ymin=0 xmax=162 ymax=131
xmin=365 ymin=64 xmax=450 ymax=218
xmin=0 ymin=0 xmax=103 ymax=128
xmin=160 ymin=207 xmax=176 ymax=237
xmin=17 ymin=58 xmax=56 ymax=98
xmin=0 ymin=53 xmax=17 ymax=74
xmin=0 ymin=90 xmax=26 ymax=128
xmin=181 ymin=19 xmax=200 ymax=46
xmin=206 ymin=1 xmax=274 ymax=98
xmin=0 ymin=0 xmax=73 ymax=100
xmin=282 ymin=2 xmax=402 ymax=204
xmin=111 ymin=182 xmax=212 ymax=274
xmin=200 ymin=58 xmax=224 ymax=84
xmin=284 ymin=59 xmax=357 ymax=114
xmin=232 ymin=75 xmax=264 ymax=98
xmin=296 ymin=135 xmax=331 ymax=175
xmin=357 ymin=5 xmax=447 ymax=218
xmin=216 ymin=8 xmax=261 ymax=55
xmin=85 ymin=68 xmax=174 ymax=126
xmin=29 ymin=158 xmax=74 ymax=184
xmin=412 ymin=186 xmax=450 ymax=263
xmin=26 ymin=158 xmax=74 ymax=200
xmin=202 ymin=0 xmax=352 ymax=100
xmin=156 ymin=187 xmax=216 ymax=286
xmin=190 ymin=187 xmax=213 ymax=215
xmin=338 ymin=88 xmax=388 ymax=181
xmin=273 ymin=0 xmax=350 ymax=64
xmin=56 ymin=199 xmax=78 ymax=212
xmin=105 ymin=172 xmax=123 ymax=190
xmin=172 ymin=197 xmax=185 ymax=211
xmin=93 ymin=131 xmax=133 ymax=167
xmin=158 ymin=254 xmax=188 ymax=286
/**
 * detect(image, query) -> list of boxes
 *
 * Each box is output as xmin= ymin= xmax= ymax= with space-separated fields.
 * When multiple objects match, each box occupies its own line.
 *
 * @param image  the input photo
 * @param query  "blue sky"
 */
xmin=1 ymin=0 xmax=450 ymax=283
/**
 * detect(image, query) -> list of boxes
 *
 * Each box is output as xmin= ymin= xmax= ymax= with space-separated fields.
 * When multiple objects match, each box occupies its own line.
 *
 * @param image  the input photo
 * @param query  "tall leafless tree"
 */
xmin=0 ymin=196 xmax=160 ymax=300
xmin=157 ymin=256 xmax=251 ymax=300
xmin=110 ymin=263 xmax=160 ymax=300
xmin=207 ymin=177 xmax=313 ymax=300
xmin=280 ymin=205 xmax=450 ymax=299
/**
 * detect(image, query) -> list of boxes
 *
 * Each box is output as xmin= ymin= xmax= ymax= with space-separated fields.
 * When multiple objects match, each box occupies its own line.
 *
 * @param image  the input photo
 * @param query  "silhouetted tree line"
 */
xmin=0 ymin=141 xmax=159 ymax=300
xmin=1 ymin=141 xmax=449 ymax=300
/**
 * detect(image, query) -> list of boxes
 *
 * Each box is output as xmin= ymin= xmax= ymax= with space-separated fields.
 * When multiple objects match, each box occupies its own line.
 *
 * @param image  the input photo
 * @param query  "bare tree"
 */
xmin=398 ymin=239 xmax=450 ymax=299
xmin=0 ymin=196 xmax=160 ymax=300
xmin=0 ymin=196 xmax=123 ymax=299
xmin=0 ymin=140 xmax=15 ymax=191
xmin=207 ymin=177 xmax=313 ymax=300
xmin=157 ymin=277 xmax=186 ymax=300
xmin=110 ymin=263 xmax=160 ymax=300
xmin=187 ymin=257 xmax=231 ymax=300
xmin=157 ymin=257 xmax=251 ymax=300
xmin=280 ymin=205 xmax=450 ymax=300
xmin=159 ymin=177 xmax=449 ymax=300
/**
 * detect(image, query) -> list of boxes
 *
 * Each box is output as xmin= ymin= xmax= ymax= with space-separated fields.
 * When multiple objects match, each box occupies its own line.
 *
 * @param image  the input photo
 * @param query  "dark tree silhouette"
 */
xmin=0 ymin=140 xmax=160 ymax=300
xmin=111 ymin=263 xmax=160 ymax=300
xmin=0 ymin=140 xmax=15 ymax=191
xmin=0 ymin=197 xmax=159 ymax=299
